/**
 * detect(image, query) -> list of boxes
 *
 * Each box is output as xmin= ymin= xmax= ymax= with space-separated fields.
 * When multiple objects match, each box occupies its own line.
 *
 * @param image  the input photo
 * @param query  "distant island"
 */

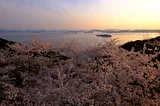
xmin=96 ymin=34 xmax=112 ymax=38
xmin=1 ymin=29 xmax=160 ymax=33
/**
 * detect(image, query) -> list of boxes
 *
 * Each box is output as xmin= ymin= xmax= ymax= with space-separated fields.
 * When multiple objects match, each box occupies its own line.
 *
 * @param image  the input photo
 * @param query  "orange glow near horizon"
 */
xmin=0 ymin=0 xmax=160 ymax=30
xmin=82 ymin=0 xmax=160 ymax=30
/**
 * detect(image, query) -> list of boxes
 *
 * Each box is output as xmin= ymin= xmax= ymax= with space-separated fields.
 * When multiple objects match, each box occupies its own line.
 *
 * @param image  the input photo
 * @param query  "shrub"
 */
xmin=0 ymin=39 xmax=160 ymax=106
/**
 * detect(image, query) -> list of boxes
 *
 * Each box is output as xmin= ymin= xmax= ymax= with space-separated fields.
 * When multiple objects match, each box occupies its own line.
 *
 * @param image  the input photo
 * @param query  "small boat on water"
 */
xmin=96 ymin=34 xmax=112 ymax=37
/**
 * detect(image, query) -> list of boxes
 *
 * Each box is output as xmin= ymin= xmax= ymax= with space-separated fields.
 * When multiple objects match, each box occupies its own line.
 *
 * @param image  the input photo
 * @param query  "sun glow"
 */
xmin=0 ymin=0 xmax=160 ymax=30
xmin=92 ymin=0 xmax=160 ymax=29
xmin=148 ymin=0 xmax=160 ymax=13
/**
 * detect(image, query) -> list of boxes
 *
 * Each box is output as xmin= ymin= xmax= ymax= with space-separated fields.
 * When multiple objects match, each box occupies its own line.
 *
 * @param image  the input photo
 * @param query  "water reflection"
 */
xmin=0 ymin=32 xmax=159 ymax=47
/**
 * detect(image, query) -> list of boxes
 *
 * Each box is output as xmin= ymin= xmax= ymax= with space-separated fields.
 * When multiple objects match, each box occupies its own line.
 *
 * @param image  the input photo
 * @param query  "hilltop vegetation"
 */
xmin=1 ymin=37 xmax=160 ymax=106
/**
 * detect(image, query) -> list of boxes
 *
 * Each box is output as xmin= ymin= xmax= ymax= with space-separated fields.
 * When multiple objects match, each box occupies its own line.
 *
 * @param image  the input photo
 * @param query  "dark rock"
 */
xmin=121 ymin=36 xmax=160 ymax=54
xmin=121 ymin=36 xmax=160 ymax=69
xmin=0 ymin=38 xmax=17 ymax=50
xmin=121 ymin=40 xmax=144 ymax=52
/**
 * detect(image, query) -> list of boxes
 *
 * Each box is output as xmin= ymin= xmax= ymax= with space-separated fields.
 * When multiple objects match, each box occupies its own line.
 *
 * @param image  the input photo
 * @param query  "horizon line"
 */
xmin=1 ymin=29 xmax=160 ymax=31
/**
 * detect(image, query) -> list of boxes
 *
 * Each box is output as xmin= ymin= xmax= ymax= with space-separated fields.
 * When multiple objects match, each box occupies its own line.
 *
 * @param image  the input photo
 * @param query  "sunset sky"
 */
xmin=0 ymin=0 xmax=160 ymax=30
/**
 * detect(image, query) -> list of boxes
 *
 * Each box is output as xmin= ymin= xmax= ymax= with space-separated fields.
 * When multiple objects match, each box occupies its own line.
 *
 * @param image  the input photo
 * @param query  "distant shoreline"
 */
xmin=0 ymin=29 xmax=160 ymax=33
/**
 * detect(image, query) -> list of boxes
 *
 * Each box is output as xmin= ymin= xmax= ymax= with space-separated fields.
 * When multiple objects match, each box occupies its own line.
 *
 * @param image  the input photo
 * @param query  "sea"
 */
xmin=0 ymin=31 xmax=159 ymax=47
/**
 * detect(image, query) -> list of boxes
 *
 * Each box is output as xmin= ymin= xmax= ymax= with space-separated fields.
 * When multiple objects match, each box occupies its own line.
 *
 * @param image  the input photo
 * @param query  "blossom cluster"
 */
xmin=0 ymin=39 xmax=160 ymax=106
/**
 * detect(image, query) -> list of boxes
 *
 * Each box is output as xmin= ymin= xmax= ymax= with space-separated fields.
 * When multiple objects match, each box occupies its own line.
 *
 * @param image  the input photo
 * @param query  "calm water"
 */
xmin=0 ymin=31 xmax=159 ymax=47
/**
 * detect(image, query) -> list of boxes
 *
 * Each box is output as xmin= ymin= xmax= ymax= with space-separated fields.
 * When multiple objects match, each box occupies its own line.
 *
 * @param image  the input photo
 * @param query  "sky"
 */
xmin=0 ymin=0 xmax=160 ymax=30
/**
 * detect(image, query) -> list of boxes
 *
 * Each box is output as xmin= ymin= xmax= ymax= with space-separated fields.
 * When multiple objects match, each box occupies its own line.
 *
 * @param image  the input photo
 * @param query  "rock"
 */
xmin=0 ymin=38 xmax=17 ymax=50
xmin=121 ymin=36 xmax=160 ymax=54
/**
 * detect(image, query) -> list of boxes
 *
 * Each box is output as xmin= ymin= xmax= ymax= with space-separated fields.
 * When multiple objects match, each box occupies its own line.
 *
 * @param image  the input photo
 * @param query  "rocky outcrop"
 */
xmin=0 ymin=38 xmax=17 ymax=50
xmin=121 ymin=36 xmax=160 ymax=69
xmin=121 ymin=36 xmax=160 ymax=54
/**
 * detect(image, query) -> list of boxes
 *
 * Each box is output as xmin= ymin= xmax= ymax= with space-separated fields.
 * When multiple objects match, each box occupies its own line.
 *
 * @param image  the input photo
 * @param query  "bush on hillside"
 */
xmin=0 ymin=39 xmax=160 ymax=106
